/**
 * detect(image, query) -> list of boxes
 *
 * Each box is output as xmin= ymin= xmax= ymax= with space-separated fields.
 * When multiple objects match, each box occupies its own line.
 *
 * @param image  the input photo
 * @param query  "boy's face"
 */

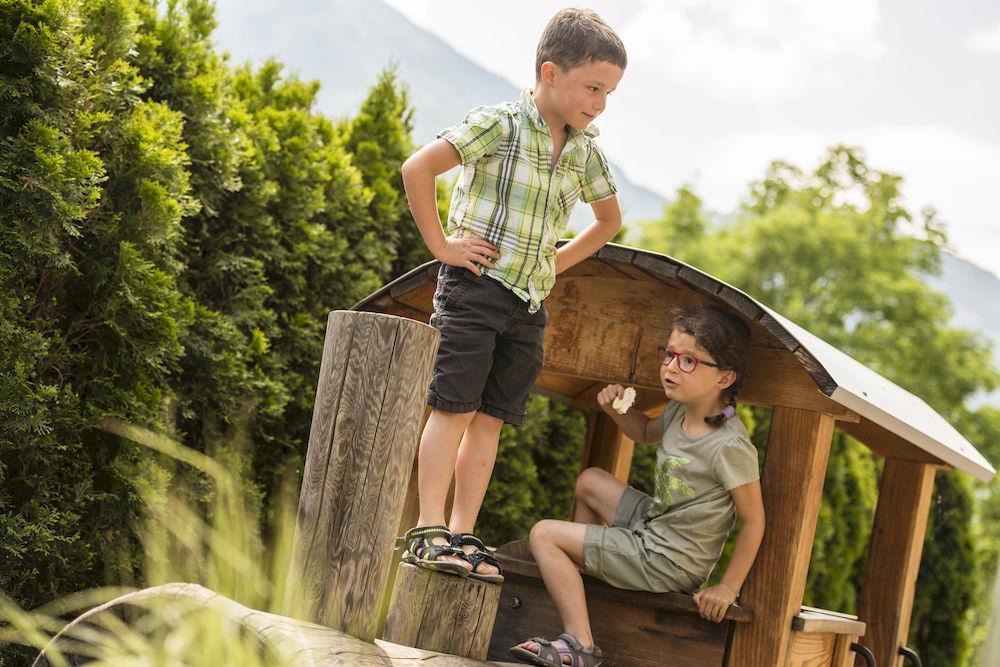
xmin=541 ymin=59 xmax=624 ymax=131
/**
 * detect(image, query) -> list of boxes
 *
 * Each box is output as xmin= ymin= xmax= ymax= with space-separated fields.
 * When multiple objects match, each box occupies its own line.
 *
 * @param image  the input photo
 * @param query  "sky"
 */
xmin=382 ymin=0 xmax=1000 ymax=278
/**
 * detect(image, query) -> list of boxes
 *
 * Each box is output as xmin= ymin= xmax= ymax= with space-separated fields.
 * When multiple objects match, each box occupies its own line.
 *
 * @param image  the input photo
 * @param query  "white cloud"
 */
xmin=967 ymin=20 xmax=1000 ymax=52
xmin=620 ymin=0 xmax=885 ymax=104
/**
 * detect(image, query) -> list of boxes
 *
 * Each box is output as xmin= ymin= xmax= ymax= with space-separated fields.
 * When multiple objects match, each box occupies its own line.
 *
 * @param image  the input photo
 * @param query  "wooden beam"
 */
xmin=727 ymin=407 xmax=836 ymax=667
xmin=855 ymin=460 xmax=936 ymax=667
xmin=581 ymin=411 xmax=635 ymax=482
xmin=573 ymin=412 xmax=635 ymax=521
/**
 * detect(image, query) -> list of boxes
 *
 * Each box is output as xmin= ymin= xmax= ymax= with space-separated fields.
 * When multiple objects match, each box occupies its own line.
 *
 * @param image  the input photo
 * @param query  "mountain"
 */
xmin=211 ymin=0 xmax=668 ymax=226
xmin=932 ymin=253 xmax=1000 ymax=407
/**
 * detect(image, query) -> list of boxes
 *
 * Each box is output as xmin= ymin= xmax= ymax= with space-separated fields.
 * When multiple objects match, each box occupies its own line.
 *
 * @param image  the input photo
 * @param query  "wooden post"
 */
xmin=286 ymin=311 xmax=439 ymax=642
xmin=855 ymin=459 xmax=935 ymax=667
xmin=573 ymin=411 xmax=635 ymax=521
xmin=727 ymin=407 xmax=836 ymax=667
xmin=383 ymin=564 xmax=501 ymax=660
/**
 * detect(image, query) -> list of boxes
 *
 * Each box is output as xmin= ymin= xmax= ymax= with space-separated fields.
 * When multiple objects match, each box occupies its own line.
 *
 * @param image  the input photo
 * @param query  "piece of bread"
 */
xmin=612 ymin=387 xmax=636 ymax=415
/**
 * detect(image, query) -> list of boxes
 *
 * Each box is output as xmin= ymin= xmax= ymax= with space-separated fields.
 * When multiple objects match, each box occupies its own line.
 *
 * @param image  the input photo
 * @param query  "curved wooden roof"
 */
xmin=354 ymin=244 xmax=994 ymax=483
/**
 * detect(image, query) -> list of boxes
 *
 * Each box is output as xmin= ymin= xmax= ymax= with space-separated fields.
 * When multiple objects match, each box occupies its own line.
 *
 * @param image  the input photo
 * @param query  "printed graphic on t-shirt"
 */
xmin=654 ymin=455 xmax=695 ymax=511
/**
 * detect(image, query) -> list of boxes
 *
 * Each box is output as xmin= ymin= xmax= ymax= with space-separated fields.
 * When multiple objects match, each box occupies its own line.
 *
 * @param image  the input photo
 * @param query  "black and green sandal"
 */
xmin=397 ymin=525 xmax=470 ymax=577
xmin=450 ymin=532 xmax=504 ymax=584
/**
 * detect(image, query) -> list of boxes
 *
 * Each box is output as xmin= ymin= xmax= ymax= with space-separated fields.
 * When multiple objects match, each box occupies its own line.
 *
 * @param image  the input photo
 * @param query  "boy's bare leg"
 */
xmin=449 ymin=411 xmax=503 ymax=575
xmin=517 ymin=520 xmax=593 ymax=661
xmin=416 ymin=408 xmax=476 ymax=570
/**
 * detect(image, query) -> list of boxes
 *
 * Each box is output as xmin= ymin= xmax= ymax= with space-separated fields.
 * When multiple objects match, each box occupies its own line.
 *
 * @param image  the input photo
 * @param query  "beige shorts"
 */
xmin=583 ymin=486 xmax=702 ymax=593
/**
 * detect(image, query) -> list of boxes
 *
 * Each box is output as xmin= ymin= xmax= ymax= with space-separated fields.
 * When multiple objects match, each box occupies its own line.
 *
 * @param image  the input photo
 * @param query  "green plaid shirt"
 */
xmin=438 ymin=89 xmax=617 ymax=312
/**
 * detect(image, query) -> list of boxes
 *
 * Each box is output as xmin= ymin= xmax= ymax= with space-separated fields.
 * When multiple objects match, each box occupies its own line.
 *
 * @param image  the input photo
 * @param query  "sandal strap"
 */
xmin=556 ymin=633 xmax=603 ymax=664
xmin=398 ymin=525 xmax=467 ymax=562
xmin=451 ymin=532 xmax=488 ymax=551
xmin=465 ymin=548 xmax=502 ymax=572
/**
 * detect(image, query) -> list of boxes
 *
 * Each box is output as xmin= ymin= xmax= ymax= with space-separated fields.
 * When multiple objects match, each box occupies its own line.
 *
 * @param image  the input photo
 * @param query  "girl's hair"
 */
xmin=668 ymin=307 xmax=752 ymax=428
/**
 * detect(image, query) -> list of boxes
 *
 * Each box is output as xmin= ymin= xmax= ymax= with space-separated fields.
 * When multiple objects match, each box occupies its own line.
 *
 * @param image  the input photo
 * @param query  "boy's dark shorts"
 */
xmin=427 ymin=264 xmax=547 ymax=426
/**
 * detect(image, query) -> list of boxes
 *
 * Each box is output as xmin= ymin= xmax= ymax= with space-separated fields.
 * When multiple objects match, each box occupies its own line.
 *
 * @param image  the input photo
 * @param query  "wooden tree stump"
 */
xmin=383 ymin=563 xmax=501 ymax=660
xmin=287 ymin=311 xmax=439 ymax=641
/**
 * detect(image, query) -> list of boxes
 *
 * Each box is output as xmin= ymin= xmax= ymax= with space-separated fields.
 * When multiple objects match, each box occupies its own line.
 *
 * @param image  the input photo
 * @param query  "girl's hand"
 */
xmin=693 ymin=583 xmax=737 ymax=624
xmin=596 ymin=384 xmax=625 ymax=416
xmin=436 ymin=236 xmax=500 ymax=276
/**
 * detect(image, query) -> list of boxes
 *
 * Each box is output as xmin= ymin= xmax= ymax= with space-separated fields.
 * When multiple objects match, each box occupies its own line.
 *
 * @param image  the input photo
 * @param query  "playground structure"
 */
xmin=354 ymin=244 xmax=995 ymax=667
xmin=38 ymin=244 xmax=995 ymax=667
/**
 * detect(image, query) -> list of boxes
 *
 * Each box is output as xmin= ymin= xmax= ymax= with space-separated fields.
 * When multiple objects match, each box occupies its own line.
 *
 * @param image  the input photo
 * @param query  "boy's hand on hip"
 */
xmin=693 ymin=584 xmax=737 ymax=624
xmin=436 ymin=236 xmax=500 ymax=277
xmin=596 ymin=384 xmax=625 ymax=416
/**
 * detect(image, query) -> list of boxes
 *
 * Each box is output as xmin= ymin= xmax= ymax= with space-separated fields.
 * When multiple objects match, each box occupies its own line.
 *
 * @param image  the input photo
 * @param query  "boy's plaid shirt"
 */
xmin=438 ymin=89 xmax=617 ymax=313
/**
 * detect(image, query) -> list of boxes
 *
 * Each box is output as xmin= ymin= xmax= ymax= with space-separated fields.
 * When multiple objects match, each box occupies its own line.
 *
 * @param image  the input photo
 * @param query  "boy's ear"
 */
xmin=539 ymin=61 xmax=559 ymax=84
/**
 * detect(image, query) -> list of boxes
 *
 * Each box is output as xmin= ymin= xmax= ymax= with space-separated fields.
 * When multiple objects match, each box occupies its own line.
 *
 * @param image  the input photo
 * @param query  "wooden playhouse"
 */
xmin=354 ymin=244 xmax=995 ymax=667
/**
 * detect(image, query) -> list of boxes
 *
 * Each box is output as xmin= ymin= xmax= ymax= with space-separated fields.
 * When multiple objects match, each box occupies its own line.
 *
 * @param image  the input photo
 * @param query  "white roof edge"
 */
xmin=762 ymin=307 xmax=995 ymax=484
xmin=831 ymin=386 xmax=996 ymax=483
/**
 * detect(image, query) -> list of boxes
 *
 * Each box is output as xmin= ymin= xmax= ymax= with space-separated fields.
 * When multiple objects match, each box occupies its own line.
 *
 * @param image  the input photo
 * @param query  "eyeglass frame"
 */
xmin=657 ymin=346 xmax=723 ymax=373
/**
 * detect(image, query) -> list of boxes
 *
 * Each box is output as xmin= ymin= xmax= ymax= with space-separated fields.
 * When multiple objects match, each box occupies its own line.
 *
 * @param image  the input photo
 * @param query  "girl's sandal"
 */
xmin=509 ymin=632 xmax=603 ymax=666
xmin=450 ymin=532 xmax=504 ymax=584
xmin=397 ymin=525 xmax=469 ymax=577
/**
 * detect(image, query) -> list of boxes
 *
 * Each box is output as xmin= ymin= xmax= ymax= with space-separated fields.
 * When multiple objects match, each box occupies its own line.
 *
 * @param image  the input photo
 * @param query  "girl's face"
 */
xmin=659 ymin=330 xmax=735 ymax=404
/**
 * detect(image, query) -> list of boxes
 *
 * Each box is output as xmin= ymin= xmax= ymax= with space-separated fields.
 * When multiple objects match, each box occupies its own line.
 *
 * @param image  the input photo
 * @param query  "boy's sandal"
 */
xmin=509 ymin=632 xmax=603 ymax=667
xmin=450 ymin=532 xmax=504 ymax=584
xmin=396 ymin=525 xmax=469 ymax=577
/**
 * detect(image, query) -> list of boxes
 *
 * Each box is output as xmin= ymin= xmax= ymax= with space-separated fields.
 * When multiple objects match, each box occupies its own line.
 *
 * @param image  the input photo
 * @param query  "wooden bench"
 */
xmin=487 ymin=541 xmax=752 ymax=666
xmin=788 ymin=606 xmax=867 ymax=667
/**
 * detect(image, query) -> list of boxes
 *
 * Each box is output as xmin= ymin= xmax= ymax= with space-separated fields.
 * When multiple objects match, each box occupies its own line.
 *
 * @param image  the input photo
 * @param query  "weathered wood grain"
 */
xmin=287 ymin=311 xmax=439 ymax=641
xmin=383 ymin=564 xmax=501 ymax=660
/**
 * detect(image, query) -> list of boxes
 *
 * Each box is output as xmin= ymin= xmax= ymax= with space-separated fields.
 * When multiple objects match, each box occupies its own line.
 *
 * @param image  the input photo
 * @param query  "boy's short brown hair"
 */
xmin=535 ymin=8 xmax=627 ymax=80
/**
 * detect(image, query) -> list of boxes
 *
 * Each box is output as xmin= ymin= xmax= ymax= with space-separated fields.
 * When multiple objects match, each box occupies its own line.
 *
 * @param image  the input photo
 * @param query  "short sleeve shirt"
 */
xmin=437 ymin=89 xmax=617 ymax=312
xmin=641 ymin=401 xmax=761 ymax=579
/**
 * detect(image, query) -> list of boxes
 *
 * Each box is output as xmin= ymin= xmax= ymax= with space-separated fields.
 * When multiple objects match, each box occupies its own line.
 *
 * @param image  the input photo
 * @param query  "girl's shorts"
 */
xmin=582 ymin=486 xmax=703 ymax=593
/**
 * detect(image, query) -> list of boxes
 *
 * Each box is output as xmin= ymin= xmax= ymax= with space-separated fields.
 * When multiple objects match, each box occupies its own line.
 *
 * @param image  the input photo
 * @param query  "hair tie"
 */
xmin=721 ymin=405 xmax=736 ymax=419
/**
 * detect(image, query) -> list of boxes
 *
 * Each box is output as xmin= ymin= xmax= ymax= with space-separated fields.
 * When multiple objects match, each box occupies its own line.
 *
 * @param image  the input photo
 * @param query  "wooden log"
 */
xmin=855 ymin=459 xmax=935 ymax=667
xmin=383 ymin=564 xmax=501 ymax=660
xmin=34 ymin=583 xmax=520 ymax=666
xmin=727 ymin=407 xmax=836 ymax=667
xmin=287 ymin=311 xmax=439 ymax=641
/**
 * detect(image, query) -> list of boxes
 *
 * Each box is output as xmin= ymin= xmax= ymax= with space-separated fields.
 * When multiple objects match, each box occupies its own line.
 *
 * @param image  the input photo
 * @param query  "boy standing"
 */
xmin=399 ymin=8 xmax=627 ymax=582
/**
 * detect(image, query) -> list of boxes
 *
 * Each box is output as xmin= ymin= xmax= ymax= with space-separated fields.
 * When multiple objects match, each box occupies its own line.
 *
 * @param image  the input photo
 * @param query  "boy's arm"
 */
xmin=595 ymin=383 xmax=663 ymax=444
xmin=555 ymin=195 xmax=622 ymax=274
xmin=401 ymin=139 xmax=500 ymax=276
xmin=693 ymin=480 xmax=766 ymax=623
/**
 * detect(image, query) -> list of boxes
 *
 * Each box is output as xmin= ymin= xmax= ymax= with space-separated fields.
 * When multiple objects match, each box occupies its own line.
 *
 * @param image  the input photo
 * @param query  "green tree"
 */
xmin=1 ymin=4 xmax=195 ymax=663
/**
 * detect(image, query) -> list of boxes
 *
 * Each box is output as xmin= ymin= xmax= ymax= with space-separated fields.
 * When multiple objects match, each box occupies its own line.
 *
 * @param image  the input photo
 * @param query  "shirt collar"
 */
xmin=520 ymin=88 xmax=600 ymax=145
